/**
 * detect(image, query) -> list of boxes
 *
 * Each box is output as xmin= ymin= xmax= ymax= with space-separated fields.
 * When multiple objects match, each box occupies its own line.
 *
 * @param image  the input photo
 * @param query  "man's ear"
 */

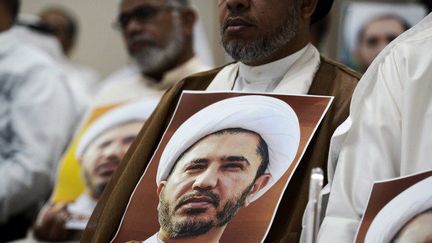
xmin=180 ymin=8 xmax=197 ymax=37
xmin=300 ymin=0 xmax=319 ymax=21
xmin=156 ymin=180 xmax=167 ymax=198
xmin=244 ymin=173 xmax=271 ymax=207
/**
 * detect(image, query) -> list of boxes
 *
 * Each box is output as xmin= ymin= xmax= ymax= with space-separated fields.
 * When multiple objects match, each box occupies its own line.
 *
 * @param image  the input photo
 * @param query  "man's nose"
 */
xmin=223 ymin=0 xmax=250 ymax=13
xmin=102 ymin=143 xmax=123 ymax=159
xmin=192 ymin=168 xmax=218 ymax=190
xmin=123 ymin=18 xmax=144 ymax=36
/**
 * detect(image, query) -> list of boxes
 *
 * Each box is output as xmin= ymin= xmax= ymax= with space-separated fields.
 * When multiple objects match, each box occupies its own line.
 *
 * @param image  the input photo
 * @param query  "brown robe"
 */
xmin=81 ymin=57 xmax=360 ymax=243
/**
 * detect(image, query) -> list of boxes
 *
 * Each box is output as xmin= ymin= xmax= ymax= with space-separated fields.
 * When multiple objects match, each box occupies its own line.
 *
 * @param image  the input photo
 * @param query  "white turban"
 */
xmin=156 ymin=95 xmax=301 ymax=203
xmin=365 ymin=176 xmax=432 ymax=243
xmin=75 ymin=98 xmax=159 ymax=159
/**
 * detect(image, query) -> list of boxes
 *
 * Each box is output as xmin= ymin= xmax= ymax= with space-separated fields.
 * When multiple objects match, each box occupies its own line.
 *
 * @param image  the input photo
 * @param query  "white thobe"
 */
xmin=207 ymin=43 xmax=320 ymax=94
xmin=93 ymin=57 xmax=210 ymax=107
xmin=318 ymin=12 xmax=432 ymax=242
xmin=10 ymin=25 xmax=99 ymax=115
xmin=0 ymin=29 xmax=79 ymax=223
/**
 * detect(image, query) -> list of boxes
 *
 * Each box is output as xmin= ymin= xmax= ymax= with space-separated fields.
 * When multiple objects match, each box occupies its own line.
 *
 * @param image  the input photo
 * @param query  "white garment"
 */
xmin=0 ymin=29 xmax=79 ymax=223
xmin=142 ymin=233 xmax=163 ymax=243
xmin=318 ymin=12 xmax=432 ymax=242
xmin=60 ymin=61 xmax=100 ymax=106
xmin=207 ymin=43 xmax=320 ymax=94
xmin=10 ymin=25 xmax=100 ymax=116
xmin=235 ymin=45 xmax=308 ymax=92
xmin=65 ymin=193 xmax=97 ymax=230
xmin=92 ymin=56 xmax=209 ymax=107
xmin=67 ymin=193 xmax=97 ymax=219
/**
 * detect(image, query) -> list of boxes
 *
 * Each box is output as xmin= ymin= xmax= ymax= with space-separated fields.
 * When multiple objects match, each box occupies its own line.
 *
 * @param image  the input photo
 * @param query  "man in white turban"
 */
xmin=33 ymin=98 xmax=158 ymax=241
xmin=364 ymin=176 xmax=432 ymax=243
xmin=146 ymin=95 xmax=300 ymax=243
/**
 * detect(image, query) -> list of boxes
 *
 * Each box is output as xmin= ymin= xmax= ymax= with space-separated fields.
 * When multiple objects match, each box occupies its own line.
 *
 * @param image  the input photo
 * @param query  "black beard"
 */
xmin=157 ymin=184 xmax=254 ymax=239
xmin=221 ymin=7 xmax=299 ymax=64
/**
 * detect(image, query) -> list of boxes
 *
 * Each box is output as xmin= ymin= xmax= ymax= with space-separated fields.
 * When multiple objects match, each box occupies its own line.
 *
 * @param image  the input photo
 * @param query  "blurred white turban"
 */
xmin=365 ymin=176 xmax=432 ymax=243
xmin=75 ymin=98 xmax=159 ymax=159
xmin=156 ymin=95 xmax=301 ymax=203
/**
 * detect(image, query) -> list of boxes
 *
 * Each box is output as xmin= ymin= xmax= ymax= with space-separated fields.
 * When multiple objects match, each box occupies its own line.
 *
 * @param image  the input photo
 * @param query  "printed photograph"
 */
xmin=33 ymin=98 xmax=159 ymax=241
xmin=338 ymin=1 xmax=426 ymax=72
xmin=355 ymin=170 xmax=432 ymax=243
xmin=111 ymin=91 xmax=332 ymax=243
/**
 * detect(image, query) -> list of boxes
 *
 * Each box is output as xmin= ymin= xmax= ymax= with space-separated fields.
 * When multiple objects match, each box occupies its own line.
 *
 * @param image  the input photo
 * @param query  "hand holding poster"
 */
xmin=111 ymin=91 xmax=333 ymax=243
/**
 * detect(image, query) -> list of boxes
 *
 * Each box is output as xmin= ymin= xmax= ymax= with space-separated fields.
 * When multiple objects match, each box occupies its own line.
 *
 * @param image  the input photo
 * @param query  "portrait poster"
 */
xmin=111 ymin=91 xmax=333 ymax=242
xmin=355 ymin=170 xmax=432 ymax=243
xmin=338 ymin=1 xmax=426 ymax=71
xmin=49 ymin=97 xmax=159 ymax=229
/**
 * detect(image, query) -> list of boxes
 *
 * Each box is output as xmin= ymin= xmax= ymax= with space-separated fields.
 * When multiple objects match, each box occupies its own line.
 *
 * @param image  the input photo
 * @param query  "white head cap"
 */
xmin=156 ymin=95 xmax=301 ymax=203
xmin=365 ymin=176 xmax=432 ymax=243
xmin=75 ymin=98 xmax=159 ymax=159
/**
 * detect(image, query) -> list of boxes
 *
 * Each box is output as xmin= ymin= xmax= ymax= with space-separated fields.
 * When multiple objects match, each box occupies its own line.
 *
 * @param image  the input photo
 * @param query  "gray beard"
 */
xmin=132 ymin=21 xmax=184 ymax=74
xmin=157 ymin=184 xmax=253 ymax=239
xmin=222 ymin=8 xmax=299 ymax=64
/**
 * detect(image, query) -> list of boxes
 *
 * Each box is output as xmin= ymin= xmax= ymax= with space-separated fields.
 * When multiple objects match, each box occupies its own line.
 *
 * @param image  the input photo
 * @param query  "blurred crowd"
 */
xmin=0 ymin=0 xmax=431 ymax=242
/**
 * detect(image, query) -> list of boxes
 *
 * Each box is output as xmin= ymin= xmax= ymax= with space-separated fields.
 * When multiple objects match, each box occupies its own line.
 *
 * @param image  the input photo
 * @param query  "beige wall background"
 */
xmin=21 ymin=0 xmax=226 ymax=79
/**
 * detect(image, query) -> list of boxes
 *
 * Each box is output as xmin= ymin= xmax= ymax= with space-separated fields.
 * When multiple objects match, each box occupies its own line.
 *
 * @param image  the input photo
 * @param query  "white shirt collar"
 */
xmin=209 ymin=43 xmax=320 ymax=94
xmin=238 ymin=44 xmax=309 ymax=84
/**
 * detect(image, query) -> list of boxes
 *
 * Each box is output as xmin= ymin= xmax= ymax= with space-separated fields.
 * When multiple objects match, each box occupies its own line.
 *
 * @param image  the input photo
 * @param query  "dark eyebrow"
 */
xmin=224 ymin=156 xmax=250 ymax=165
xmin=186 ymin=158 xmax=208 ymax=166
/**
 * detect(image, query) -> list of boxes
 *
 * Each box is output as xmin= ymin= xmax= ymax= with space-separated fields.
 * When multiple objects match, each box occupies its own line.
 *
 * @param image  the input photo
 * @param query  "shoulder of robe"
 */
xmin=175 ymin=63 xmax=235 ymax=91
xmin=320 ymin=56 xmax=362 ymax=81
xmin=311 ymin=56 xmax=361 ymax=100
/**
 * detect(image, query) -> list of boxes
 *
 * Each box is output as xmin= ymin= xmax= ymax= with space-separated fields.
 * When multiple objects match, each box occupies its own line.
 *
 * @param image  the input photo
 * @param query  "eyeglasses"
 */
xmin=113 ymin=5 xmax=178 ymax=31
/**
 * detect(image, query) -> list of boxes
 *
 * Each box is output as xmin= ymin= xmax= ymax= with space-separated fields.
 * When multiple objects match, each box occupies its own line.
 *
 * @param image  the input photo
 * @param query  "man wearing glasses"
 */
xmin=92 ymin=0 xmax=209 ymax=107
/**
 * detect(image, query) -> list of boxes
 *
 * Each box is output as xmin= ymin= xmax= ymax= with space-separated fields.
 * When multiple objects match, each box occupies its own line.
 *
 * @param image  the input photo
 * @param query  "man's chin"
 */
xmin=168 ymin=218 xmax=215 ymax=239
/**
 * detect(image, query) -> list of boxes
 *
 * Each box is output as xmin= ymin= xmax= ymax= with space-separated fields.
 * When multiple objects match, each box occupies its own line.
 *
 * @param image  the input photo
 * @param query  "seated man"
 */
xmin=92 ymin=0 xmax=209 ymax=107
xmin=33 ymin=99 xmax=157 ymax=241
xmin=82 ymin=0 xmax=361 ymax=242
xmin=0 ymin=0 xmax=79 ymax=241
xmin=318 ymin=12 xmax=432 ymax=242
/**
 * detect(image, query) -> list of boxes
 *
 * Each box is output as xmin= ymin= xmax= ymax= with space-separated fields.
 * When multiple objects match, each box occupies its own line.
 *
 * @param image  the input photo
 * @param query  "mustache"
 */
xmin=127 ymin=35 xmax=157 ymax=47
xmin=93 ymin=157 xmax=121 ymax=176
xmin=222 ymin=14 xmax=257 ymax=31
xmin=175 ymin=189 xmax=221 ymax=211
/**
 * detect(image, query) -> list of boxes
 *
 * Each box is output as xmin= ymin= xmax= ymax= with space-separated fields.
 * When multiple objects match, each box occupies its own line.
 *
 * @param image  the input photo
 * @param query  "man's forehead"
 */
xmin=121 ymin=0 xmax=168 ymax=12
xmin=89 ymin=122 xmax=141 ymax=146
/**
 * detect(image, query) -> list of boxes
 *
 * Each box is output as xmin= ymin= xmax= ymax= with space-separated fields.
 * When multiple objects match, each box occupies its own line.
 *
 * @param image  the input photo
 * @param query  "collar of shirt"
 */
xmin=207 ymin=43 xmax=320 ymax=94
xmin=234 ymin=44 xmax=309 ymax=92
